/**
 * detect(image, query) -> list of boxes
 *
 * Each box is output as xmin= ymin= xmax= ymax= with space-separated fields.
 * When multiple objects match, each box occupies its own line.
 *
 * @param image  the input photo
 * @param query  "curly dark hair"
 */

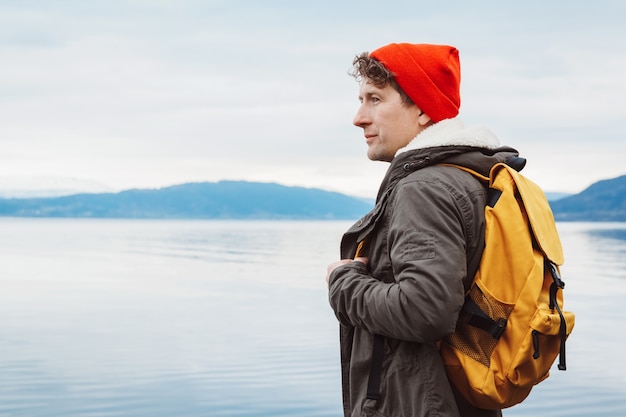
xmin=349 ymin=52 xmax=414 ymax=106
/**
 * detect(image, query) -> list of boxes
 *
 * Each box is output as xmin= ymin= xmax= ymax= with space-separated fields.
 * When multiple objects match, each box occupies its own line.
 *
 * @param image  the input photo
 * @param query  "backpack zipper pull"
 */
xmin=532 ymin=330 xmax=540 ymax=359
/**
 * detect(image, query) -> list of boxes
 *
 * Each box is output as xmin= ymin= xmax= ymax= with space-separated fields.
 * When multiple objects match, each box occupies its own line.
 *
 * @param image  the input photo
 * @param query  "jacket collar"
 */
xmin=375 ymin=119 xmax=508 ymax=203
xmin=396 ymin=118 xmax=500 ymax=157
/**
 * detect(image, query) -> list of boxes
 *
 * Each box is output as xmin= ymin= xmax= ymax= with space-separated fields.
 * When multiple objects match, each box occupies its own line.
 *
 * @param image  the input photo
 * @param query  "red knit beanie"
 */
xmin=370 ymin=43 xmax=461 ymax=122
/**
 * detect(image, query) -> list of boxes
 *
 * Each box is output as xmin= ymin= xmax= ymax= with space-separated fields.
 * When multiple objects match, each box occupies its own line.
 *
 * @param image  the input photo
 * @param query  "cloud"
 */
xmin=0 ymin=1 xmax=624 ymax=197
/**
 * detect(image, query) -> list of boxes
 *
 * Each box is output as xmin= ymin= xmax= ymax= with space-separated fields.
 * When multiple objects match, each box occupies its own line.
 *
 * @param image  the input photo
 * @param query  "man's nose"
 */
xmin=353 ymin=105 xmax=370 ymax=127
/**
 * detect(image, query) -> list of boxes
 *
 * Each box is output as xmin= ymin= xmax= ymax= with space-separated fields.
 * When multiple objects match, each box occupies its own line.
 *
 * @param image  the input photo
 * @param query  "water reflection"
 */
xmin=589 ymin=228 xmax=626 ymax=241
xmin=0 ymin=219 xmax=625 ymax=416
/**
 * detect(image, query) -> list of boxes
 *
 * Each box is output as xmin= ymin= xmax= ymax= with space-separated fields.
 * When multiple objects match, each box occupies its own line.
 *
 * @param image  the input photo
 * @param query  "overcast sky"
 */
xmin=1 ymin=0 xmax=624 ymax=197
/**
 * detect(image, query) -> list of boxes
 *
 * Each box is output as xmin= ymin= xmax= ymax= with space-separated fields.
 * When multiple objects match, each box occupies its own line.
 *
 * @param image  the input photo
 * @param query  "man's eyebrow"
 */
xmin=359 ymin=91 xmax=377 ymax=100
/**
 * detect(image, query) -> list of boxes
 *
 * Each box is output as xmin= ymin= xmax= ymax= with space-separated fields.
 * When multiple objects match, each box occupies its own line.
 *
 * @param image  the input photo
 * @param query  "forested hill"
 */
xmin=550 ymin=174 xmax=626 ymax=222
xmin=0 ymin=175 xmax=624 ymax=221
xmin=0 ymin=181 xmax=373 ymax=220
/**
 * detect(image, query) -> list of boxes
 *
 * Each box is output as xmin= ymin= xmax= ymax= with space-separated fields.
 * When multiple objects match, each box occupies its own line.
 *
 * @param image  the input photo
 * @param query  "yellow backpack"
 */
xmin=439 ymin=162 xmax=576 ymax=409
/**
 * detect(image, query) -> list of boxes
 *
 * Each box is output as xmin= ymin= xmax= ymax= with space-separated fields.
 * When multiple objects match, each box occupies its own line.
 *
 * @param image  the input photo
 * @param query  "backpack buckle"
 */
xmin=491 ymin=318 xmax=508 ymax=339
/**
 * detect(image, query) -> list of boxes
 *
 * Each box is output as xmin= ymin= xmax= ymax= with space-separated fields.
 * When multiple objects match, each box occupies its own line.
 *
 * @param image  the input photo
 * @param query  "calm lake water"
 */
xmin=0 ymin=219 xmax=625 ymax=416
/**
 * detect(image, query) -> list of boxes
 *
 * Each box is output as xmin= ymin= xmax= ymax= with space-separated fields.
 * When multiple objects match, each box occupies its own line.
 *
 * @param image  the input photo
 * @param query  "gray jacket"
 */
xmin=328 ymin=142 xmax=518 ymax=417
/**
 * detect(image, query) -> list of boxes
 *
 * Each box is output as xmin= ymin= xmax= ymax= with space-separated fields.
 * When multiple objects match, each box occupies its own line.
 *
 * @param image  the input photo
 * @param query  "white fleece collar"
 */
xmin=397 ymin=118 xmax=501 ymax=156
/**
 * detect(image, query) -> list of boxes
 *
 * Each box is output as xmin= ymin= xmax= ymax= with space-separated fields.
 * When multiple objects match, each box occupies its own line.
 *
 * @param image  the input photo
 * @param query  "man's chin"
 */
xmin=367 ymin=150 xmax=392 ymax=163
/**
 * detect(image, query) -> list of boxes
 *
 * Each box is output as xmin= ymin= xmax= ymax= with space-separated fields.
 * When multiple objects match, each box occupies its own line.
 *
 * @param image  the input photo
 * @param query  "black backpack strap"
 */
xmin=546 ymin=260 xmax=568 ymax=371
xmin=463 ymin=297 xmax=508 ymax=339
xmin=366 ymin=334 xmax=385 ymax=400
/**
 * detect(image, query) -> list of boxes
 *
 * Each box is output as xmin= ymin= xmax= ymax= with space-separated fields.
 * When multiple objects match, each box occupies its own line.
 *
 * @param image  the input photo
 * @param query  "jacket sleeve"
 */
xmin=328 ymin=177 xmax=469 ymax=343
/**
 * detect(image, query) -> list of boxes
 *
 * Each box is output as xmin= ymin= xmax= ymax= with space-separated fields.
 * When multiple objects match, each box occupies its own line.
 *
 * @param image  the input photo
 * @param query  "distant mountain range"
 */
xmin=0 ymin=175 xmax=624 ymax=221
xmin=549 ymin=174 xmax=626 ymax=222
xmin=0 ymin=181 xmax=373 ymax=220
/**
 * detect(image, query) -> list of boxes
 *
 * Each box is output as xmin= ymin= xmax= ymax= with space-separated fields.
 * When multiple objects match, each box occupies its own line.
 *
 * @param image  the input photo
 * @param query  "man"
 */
xmin=326 ymin=43 xmax=519 ymax=416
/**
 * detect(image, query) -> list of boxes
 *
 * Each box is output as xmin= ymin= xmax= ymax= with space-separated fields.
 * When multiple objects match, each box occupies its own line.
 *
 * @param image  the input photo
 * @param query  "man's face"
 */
xmin=353 ymin=79 xmax=424 ymax=162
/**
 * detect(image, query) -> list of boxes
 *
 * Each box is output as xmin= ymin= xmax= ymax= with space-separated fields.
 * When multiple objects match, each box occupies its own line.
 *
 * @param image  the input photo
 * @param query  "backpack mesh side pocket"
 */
xmin=445 ymin=286 xmax=515 ymax=367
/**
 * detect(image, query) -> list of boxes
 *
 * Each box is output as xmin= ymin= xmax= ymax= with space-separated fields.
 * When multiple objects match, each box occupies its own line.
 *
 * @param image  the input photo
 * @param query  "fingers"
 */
xmin=326 ymin=259 xmax=353 ymax=285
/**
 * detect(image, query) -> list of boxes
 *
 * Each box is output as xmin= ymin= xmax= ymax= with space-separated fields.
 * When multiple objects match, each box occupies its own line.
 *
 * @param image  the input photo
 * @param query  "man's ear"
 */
xmin=418 ymin=111 xmax=432 ymax=126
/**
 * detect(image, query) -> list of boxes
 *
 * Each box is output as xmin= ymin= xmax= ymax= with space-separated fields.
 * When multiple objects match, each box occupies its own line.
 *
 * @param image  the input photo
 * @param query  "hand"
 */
xmin=325 ymin=257 xmax=369 ymax=286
